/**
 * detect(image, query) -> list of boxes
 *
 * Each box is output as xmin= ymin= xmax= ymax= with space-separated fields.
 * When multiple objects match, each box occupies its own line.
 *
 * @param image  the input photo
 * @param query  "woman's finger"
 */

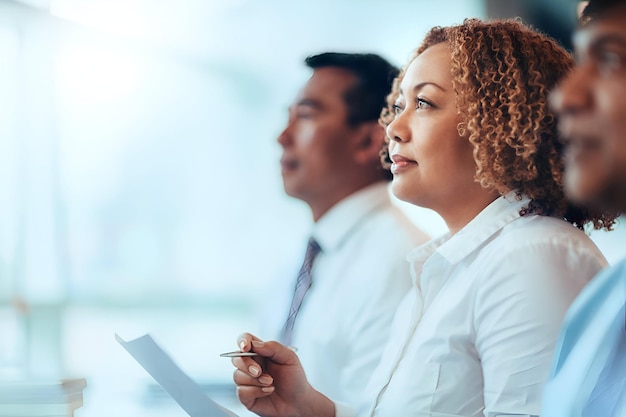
xmin=233 ymin=368 xmax=273 ymax=387
xmin=236 ymin=384 xmax=275 ymax=408
xmin=231 ymin=356 xmax=265 ymax=377
xmin=236 ymin=332 xmax=263 ymax=352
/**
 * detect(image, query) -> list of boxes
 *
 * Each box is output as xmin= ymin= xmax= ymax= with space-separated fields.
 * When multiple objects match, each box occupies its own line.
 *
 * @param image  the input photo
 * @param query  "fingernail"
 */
xmin=261 ymin=386 xmax=275 ymax=393
xmin=239 ymin=340 xmax=246 ymax=350
xmin=251 ymin=340 xmax=265 ymax=348
xmin=258 ymin=375 xmax=273 ymax=385
xmin=248 ymin=366 xmax=260 ymax=377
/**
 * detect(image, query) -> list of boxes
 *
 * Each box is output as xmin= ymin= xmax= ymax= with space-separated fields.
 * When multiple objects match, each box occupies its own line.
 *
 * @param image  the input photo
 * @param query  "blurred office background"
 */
xmin=0 ymin=0 xmax=623 ymax=416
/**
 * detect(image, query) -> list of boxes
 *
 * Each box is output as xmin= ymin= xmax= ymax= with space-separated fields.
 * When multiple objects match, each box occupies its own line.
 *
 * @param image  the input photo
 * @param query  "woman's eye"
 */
xmin=416 ymin=98 xmax=432 ymax=110
xmin=392 ymin=104 xmax=403 ymax=115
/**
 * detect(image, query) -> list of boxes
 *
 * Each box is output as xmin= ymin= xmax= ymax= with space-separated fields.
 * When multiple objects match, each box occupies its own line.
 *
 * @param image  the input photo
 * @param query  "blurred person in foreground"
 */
xmin=259 ymin=52 xmax=429 ymax=406
xmin=541 ymin=0 xmax=626 ymax=415
xmin=230 ymin=18 xmax=616 ymax=417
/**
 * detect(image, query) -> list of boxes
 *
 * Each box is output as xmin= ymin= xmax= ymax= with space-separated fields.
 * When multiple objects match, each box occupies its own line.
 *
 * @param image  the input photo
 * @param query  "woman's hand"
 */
xmin=231 ymin=333 xmax=335 ymax=417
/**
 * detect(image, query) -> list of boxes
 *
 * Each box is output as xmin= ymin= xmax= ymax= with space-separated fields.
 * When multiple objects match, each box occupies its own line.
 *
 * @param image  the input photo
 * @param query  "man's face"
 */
xmin=277 ymin=67 xmax=361 ymax=209
xmin=550 ymin=9 xmax=626 ymax=212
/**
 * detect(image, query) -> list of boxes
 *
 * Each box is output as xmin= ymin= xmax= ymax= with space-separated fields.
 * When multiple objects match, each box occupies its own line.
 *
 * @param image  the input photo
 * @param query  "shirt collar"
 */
xmin=407 ymin=191 xmax=530 ymax=266
xmin=312 ymin=182 xmax=390 ymax=252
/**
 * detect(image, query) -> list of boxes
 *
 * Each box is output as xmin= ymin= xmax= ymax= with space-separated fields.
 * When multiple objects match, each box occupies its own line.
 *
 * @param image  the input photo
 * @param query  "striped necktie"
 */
xmin=281 ymin=237 xmax=322 ymax=346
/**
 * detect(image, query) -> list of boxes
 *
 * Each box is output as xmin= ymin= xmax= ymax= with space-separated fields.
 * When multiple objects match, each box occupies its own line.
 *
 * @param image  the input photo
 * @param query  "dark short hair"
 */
xmin=581 ymin=0 xmax=626 ymax=24
xmin=304 ymin=52 xmax=399 ymax=126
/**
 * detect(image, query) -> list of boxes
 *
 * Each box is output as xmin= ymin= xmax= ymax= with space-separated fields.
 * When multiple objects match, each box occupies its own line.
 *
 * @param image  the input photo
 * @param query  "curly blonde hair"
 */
xmin=380 ymin=18 xmax=616 ymax=230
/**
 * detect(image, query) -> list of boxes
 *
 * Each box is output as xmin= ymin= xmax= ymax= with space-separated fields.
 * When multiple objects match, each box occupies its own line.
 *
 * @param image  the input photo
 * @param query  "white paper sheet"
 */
xmin=116 ymin=333 xmax=239 ymax=417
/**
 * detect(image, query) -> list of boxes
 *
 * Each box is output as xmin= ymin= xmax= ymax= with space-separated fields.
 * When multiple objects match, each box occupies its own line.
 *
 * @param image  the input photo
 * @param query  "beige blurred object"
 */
xmin=11 ymin=296 xmax=30 ymax=315
xmin=578 ymin=1 xmax=590 ymax=17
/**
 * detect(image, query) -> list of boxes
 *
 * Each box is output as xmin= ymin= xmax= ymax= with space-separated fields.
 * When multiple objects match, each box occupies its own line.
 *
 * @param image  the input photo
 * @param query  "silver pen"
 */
xmin=220 ymin=346 xmax=297 ymax=357
xmin=219 ymin=350 xmax=259 ymax=357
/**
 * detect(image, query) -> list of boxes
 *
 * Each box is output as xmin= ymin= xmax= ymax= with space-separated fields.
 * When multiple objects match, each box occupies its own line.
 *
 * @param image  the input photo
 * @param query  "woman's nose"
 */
xmin=386 ymin=114 xmax=409 ymax=143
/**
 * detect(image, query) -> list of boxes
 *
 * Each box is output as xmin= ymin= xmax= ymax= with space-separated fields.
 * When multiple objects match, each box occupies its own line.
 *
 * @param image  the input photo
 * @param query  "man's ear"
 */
xmin=353 ymin=121 xmax=386 ymax=165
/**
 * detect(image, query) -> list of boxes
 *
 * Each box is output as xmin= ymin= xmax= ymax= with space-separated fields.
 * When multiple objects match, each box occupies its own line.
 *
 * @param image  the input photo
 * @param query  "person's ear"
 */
xmin=353 ymin=121 xmax=385 ymax=164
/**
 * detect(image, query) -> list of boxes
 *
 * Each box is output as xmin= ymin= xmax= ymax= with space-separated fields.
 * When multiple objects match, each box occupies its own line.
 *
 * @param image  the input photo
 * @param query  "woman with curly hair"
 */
xmin=229 ymin=18 xmax=617 ymax=417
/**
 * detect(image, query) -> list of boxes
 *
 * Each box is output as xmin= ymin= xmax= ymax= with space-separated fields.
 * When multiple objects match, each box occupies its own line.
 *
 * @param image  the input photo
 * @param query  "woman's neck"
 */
xmin=439 ymin=189 xmax=502 ymax=235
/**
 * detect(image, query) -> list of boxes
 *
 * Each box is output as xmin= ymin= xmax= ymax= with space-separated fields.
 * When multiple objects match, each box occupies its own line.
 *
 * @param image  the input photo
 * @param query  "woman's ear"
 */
xmin=353 ymin=121 xmax=386 ymax=164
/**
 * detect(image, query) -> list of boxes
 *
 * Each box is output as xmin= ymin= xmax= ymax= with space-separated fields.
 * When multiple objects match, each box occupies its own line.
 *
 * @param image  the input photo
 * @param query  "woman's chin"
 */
xmin=390 ymin=182 xmax=420 ymax=205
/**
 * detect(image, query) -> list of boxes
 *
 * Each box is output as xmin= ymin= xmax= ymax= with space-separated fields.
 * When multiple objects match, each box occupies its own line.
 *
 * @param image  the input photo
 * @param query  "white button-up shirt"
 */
xmin=261 ymin=182 xmax=430 ymax=406
xmin=335 ymin=193 xmax=608 ymax=417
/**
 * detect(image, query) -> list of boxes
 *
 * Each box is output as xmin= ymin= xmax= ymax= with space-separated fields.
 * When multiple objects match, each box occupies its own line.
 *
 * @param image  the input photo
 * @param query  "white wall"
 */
xmin=0 ymin=0 xmax=485 ymax=308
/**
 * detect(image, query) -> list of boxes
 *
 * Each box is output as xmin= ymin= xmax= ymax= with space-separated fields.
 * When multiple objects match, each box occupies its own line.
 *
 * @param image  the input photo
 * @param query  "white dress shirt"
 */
xmin=541 ymin=258 xmax=626 ymax=417
xmin=334 ymin=193 xmax=607 ymax=417
xmin=261 ymin=182 xmax=429 ymax=406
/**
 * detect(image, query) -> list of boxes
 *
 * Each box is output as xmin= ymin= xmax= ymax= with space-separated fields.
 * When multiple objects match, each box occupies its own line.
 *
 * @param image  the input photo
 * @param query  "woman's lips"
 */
xmin=390 ymin=154 xmax=417 ymax=173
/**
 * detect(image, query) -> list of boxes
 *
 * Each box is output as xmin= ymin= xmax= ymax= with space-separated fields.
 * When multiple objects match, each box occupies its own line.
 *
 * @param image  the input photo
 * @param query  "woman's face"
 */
xmin=387 ymin=43 xmax=483 ymax=219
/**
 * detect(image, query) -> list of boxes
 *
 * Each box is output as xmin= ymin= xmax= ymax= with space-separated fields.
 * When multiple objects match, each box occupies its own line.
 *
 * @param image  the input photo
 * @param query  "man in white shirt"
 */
xmin=261 ymin=52 xmax=429 ymax=406
xmin=541 ymin=0 xmax=626 ymax=415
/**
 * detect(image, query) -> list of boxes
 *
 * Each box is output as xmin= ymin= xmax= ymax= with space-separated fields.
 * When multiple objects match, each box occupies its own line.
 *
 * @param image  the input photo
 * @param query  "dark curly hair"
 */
xmin=380 ymin=18 xmax=616 ymax=231
xmin=580 ymin=0 xmax=626 ymax=25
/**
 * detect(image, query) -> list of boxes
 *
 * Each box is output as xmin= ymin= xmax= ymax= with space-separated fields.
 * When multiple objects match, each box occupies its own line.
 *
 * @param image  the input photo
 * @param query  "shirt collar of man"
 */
xmin=312 ymin=181 xmax=389 ymax=252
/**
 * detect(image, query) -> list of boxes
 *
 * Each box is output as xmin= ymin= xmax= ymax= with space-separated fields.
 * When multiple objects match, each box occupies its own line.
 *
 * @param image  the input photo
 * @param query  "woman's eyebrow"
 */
xmin=411 ymin=81 xmax=446 ymax=93
xmin=400 ymin=81 xmax=447 ymax=96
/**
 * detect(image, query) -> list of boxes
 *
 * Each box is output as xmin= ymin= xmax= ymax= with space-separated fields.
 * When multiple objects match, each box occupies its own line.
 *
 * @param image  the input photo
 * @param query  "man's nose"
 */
xmin=550 ymin=64 xmax=594 ymax=116
xmin=277 ymin=123 xmax=292 ymax=147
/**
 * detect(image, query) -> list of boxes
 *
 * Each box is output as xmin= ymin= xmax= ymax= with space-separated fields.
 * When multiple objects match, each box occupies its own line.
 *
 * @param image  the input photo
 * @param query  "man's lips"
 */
xmin=559 ymin=128 xmax=605 ymax=173
xmin=561 ymin=132 xmax=603 ymax=154
xmin=280 ymin=157 xmax=299 ymax=171
xmin=558 ymin=119 xmax=602 ymax=149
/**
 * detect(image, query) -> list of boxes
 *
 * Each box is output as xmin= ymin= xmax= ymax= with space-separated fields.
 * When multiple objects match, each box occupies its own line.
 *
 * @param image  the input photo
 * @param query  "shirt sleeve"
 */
xmin=473 ymin=237 xmax=606 ymax=415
